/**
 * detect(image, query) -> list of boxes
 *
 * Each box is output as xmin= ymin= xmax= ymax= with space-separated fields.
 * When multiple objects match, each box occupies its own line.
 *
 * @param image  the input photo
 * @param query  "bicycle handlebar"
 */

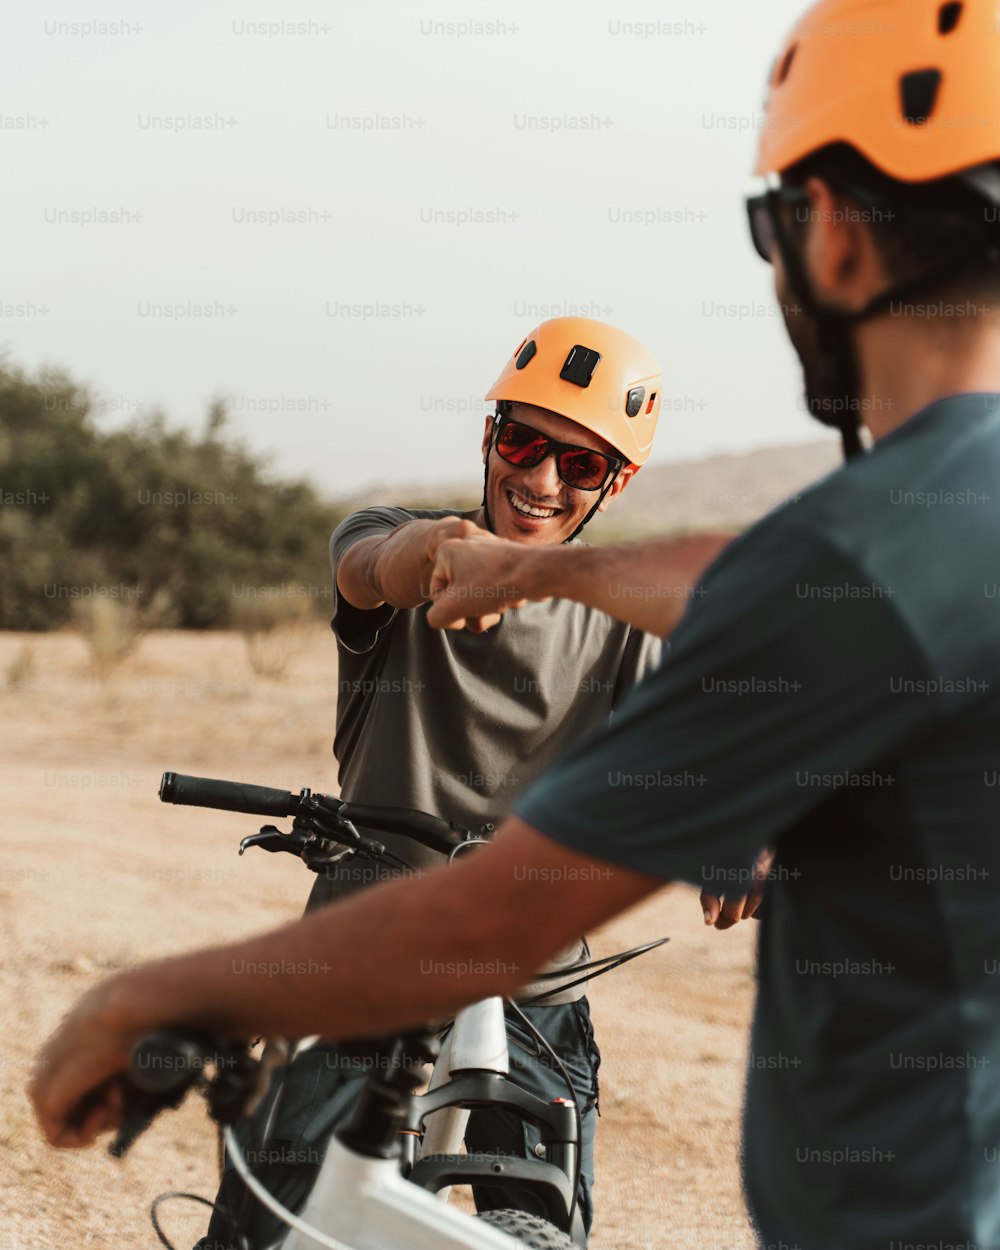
xmin=158 ymin=772 xmax=471 ymax=855
xmin=340 ymin=801 xmax=470 ymax=852
xmin=107 ymin=1031 xmax=259 ymax=1157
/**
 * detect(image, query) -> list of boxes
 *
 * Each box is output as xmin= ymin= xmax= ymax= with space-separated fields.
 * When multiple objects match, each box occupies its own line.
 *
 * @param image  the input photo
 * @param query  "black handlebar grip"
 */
xmin=159 ymin=772 xmax=299 ymax=818
xmin=128 ymin=1033 xmax=206 ymax=1094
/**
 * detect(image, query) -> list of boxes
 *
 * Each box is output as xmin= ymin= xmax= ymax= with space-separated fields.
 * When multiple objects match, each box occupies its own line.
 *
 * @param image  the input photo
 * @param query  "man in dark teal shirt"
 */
xmin=31 ymin=2 xmax=1000 ymax=1247
xmin=510 ymin=390 xmax=1000 ymax=1245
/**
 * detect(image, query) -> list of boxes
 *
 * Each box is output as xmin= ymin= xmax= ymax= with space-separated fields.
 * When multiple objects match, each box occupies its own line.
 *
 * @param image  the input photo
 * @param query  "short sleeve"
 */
xmin=330 ymin=507 xmax=452 ymax=654
xmin=611 ymin=628 xmax=663 ymax=711
xmin=515 ymin=530 xmax=941 ymax=886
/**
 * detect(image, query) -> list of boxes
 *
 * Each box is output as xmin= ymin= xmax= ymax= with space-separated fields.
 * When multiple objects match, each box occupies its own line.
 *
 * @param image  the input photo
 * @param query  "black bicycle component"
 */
xmin=405 ymin=1072 xmax=583 ymax=1245
xmin=149 ymin=1192 xmax=233 ymax=1250
xmin=478 ymin=1209 xmax=575 ymax=1250
xmin=238 ymin=825 xmax=312 ymax=858
xmin=413 ymin=1072 xmax=578 ymax=1170
xmin=337 ymin=1031 xmax=441 ymax=1160
xmin=331 ymin=799 xmax=466 ymax=855
xmin=159 ymin=772 xmax=302 ymax=819
xmin=519 ymin=936 xmax=670 ymax=1005
xmin=412 ymin=1155 xmax=578 ymax=1237
xmin=503 ymin=998 xmax=584 ymax=1233
xmin=529 ymin=937 xmax=669 ymax=980
xmin=130 ymin=1033 xmax=206 ymax=1094
xmin=108 ymin=1033 xmax=260 ymax=1159
xmin=159 ymin=772 xmax=469 ymax=858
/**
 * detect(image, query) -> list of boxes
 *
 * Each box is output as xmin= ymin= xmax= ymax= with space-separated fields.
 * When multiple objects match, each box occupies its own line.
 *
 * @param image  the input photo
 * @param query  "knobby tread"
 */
xmin=477 ymin=1206 xmax=576 ymax=1249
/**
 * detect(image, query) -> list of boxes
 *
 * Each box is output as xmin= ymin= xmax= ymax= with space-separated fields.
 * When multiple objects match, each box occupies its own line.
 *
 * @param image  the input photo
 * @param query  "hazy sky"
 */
xmin=3 ymin=0 xmax=835 ymax=496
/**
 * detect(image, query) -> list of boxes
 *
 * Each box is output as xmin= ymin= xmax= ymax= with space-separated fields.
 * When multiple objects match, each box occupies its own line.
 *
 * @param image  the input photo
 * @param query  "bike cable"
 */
xmin=225 ymin=1038 xmax=298 ymax=1248
xmin=224 ymin=1125 xmax=356 ymax=1250
xmin=149 ymin=1190 xmax=248 ymax=1250
xmin=502 ymin=998 xmax=584 ymax=1234
xmin=146 ymin=1037 xmax=293 ymax=1250
xmin=516 ymin=937 xmax=669 ymax=1006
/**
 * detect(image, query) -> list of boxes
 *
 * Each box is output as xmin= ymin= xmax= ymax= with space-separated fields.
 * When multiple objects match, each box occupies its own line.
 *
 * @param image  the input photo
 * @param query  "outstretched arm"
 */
xmin=337 ymin=516 xmax=497 ymax=612
xmin=337 ymin=515 xmax=525 ymax=634
xmin=427 ymin=531 xmax=734 ymax=637
xmin=30 ymin=821 xmax=659 ymax=1149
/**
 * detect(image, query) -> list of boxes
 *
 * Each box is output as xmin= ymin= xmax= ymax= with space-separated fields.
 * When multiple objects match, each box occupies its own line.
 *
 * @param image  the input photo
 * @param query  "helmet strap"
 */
xmin=565 ymin=475 xmax=619 ymax=544
xmin=768 ymin=190 xmax=865 ymax=460
xmin=767 ymin=189 xmax=1000 ymax=461
xmin=481 ymin=414 xmax=501 ymax=534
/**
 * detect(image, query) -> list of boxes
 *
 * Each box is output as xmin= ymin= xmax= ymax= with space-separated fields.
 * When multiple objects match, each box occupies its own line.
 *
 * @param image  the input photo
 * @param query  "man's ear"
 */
xmin=802 ymin=176 xmax=886 ymax=313
xmin=597 ymin=464 xmax=637 ymax=513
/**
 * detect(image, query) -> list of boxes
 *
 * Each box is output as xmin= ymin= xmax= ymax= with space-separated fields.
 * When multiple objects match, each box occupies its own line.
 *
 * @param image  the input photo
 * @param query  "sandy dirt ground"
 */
xmin=0 ymin=628 xmax=759 ymax=1250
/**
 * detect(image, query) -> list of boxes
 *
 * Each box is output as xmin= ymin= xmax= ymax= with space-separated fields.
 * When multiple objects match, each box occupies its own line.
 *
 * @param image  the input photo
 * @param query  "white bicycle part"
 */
xmin=243 ymin=997 xmax=554 ymax=1248
xmin=235 ymin=1131 xmax=526 ymax=1250
xmin=419 ymin=998 xmax=511 ymax=1200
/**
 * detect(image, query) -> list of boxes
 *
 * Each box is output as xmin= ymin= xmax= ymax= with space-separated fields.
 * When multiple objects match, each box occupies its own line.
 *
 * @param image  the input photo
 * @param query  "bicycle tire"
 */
xmin=476 ymin=1207 xmax=576 ymax=1249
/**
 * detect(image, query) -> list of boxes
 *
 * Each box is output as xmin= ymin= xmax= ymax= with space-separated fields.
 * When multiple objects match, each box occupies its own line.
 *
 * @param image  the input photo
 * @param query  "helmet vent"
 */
xmin=515 ymin=340 xmax=537 ymax=370
xmin=900 ymin=69 xmax=942 ymax=125
xmin=775 ymin=43 xmax=797 ymax=85
xmin=645 ymin=392 xmax=657 ymax=415
xmin=937 ymin=2 xmax=963 ymax=34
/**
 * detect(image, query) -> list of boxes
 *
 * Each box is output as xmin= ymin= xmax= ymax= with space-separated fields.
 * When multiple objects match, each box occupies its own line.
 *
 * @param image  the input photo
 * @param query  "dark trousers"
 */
xmin=194 ymin=999 xmax=600 ymax=1250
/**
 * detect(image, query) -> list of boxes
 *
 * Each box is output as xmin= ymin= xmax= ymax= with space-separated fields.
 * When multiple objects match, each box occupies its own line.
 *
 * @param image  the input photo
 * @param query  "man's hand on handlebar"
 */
xmin=30 ymin=980 xmax=133 ymax=1148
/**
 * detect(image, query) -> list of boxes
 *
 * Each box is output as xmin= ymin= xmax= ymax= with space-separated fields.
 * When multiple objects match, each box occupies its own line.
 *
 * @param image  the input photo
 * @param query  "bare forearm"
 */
xmin=522 ymin=533 xmax=734 ymax=636
xmin=99 ymin=825 xmax=659 ymax=1045
xmin=30 ymin=827 xmax=661 ymax=1145
xmin=339 ymin=517 xmax=491 ymax=612
xmin=105 ymin=868 xmax=522 ymax=1042
xmin=337 ymin=522 xmax=440 ymax=612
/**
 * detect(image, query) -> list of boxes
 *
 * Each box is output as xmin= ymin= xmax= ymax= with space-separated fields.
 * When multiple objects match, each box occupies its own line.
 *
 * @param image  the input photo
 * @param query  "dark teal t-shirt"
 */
xmin=516 ymin=393 xmax=1000 ymax=1249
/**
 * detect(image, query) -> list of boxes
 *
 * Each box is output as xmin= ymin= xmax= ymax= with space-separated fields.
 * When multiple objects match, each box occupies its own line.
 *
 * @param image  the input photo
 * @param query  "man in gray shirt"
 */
xmin=193 ymin=315 xmax=725 ymax=1248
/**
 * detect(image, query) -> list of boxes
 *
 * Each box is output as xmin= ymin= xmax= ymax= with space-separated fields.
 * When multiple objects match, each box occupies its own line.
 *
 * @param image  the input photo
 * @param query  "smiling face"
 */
xmin=481 ymin=402 xmax=635 ymax=544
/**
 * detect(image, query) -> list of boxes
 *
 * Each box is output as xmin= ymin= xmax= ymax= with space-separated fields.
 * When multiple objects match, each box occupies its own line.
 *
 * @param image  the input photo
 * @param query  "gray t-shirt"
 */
xmin=309 ymin=505 xmax=662 ymax=999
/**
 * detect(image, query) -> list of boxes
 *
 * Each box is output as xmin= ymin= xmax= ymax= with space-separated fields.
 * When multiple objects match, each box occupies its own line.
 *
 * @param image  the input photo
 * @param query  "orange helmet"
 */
xmin=756 ymin=0 xmax=1000 ymax=182
xmin=484 ymin=317 xmax=662 ymax=467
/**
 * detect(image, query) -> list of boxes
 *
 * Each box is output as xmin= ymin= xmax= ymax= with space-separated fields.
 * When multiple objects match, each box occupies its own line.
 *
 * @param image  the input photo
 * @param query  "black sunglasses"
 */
xmin=745 ymin=187 xmax=807 ymax=262
xmin=492 ymin=415 xmax=623 ymax=492
xmin=746 ymin=182 xmax=889 ymax=263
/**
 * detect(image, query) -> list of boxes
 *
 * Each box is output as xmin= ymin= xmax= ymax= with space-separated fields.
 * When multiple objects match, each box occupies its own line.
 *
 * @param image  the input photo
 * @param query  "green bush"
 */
xmin=0 ymin=363 xmax=346 ymax=630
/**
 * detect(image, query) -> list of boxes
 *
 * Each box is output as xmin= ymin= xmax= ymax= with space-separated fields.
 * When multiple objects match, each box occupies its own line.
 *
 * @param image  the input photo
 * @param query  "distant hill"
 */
xmin=586 ymin=439 xmax=842 ymax=540
xmin=350 ymin=439 xmax=843 ymax=540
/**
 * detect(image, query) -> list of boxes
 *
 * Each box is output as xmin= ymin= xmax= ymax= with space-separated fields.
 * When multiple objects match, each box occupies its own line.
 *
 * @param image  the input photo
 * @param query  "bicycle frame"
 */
xmin=262 ymin=1136 xmax=535 ymax=1250
xmin=272 ymin=995 xmax=581 ymax=1248
xmin=277 ymin=1000 xmax=529 ymax=1250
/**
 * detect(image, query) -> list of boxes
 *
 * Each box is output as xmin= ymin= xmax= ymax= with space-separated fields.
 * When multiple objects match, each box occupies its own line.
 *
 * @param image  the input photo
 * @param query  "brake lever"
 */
xmin=110 ymin=1087 xmax=184 ymax=1158
xmin=239 ymin=824 xmax=311 ymax=857
xmin=65 ymin=1074 xmax=169 ymax=1160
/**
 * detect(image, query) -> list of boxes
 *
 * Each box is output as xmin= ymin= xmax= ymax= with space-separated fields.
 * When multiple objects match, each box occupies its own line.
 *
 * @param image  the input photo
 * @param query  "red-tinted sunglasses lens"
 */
xmin=496 ymin=420 xmax=549 ymax=467
xmin=558 ymin=448 xmax=612 ymax=489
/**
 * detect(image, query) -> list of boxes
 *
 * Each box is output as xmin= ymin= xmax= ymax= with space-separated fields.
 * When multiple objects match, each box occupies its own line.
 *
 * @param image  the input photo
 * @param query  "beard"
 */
xmin=782 ymin=299 xmax=861 ymax=430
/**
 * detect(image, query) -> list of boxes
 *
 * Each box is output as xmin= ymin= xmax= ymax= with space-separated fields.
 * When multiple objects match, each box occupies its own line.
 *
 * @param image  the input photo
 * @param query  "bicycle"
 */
xmin=101 ymin=771 xmax=666 ymax=1250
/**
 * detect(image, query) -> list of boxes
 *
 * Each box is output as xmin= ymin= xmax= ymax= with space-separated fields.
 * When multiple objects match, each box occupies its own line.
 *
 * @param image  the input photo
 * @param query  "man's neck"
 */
xmin=857 ymin=314 xmax=1000 ymax=442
